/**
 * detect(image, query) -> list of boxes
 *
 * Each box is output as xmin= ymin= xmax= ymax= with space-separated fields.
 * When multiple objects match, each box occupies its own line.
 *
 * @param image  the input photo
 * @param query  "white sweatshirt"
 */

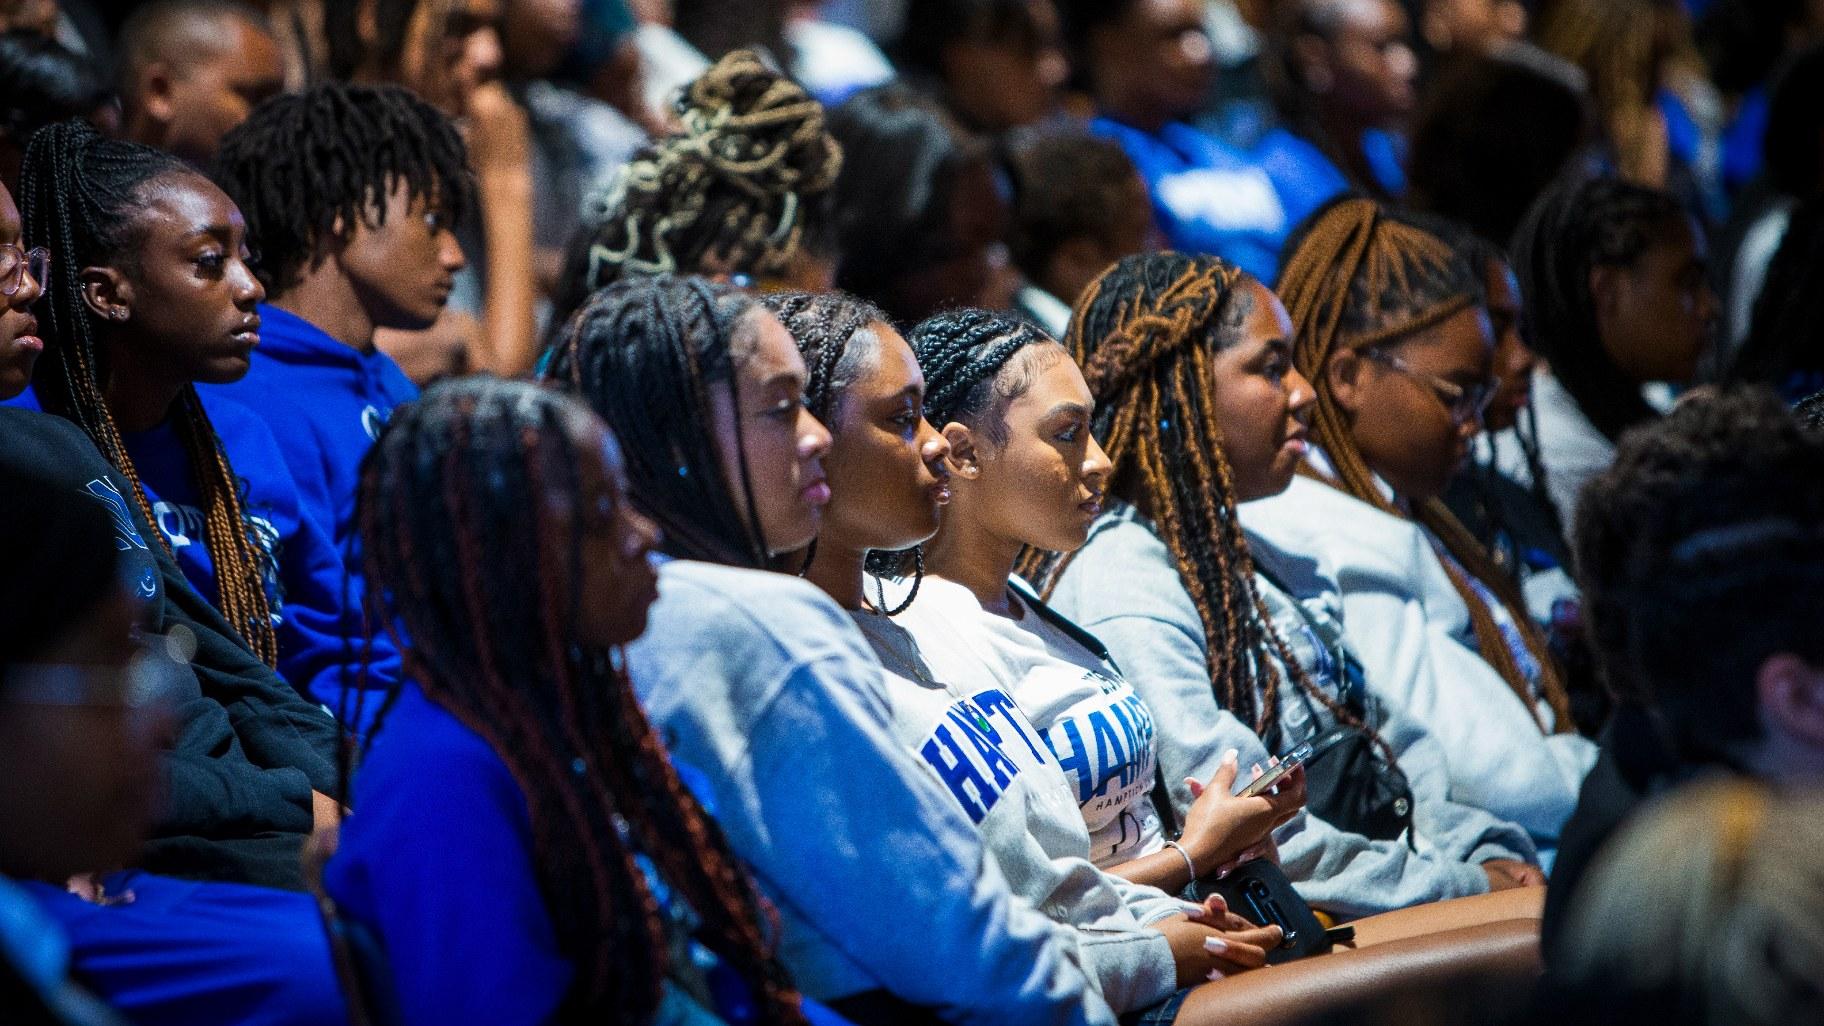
xmin=626 ymin=559 xmax=1119 ymax=1026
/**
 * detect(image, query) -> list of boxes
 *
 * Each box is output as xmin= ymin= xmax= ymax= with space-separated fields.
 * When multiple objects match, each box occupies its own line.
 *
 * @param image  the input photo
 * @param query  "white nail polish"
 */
xmin=1206 ymin=968 xmax=1226 ymax=981
xmin=1203 ymin=937 xmax=1229 ymax=954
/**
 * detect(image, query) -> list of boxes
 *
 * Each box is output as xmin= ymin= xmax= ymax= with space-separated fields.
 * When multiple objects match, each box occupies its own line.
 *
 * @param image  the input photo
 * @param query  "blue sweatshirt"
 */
xmin=1092 ymin=116 xmax=1291 ymax=283
xmin=327 ymin=680 xmax=855 ymax=1026
xmin=1249 ymin=126 xmax=1405 ymax=248
xmin=120 ymin=394 xmax=401 ymax=729
xmin=207 ymin=304 xmax=418 ymax=559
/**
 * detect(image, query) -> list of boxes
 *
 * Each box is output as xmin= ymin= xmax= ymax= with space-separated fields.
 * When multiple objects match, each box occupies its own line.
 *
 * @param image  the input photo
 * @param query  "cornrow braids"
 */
xmin=869 ymin=308 xmax=1058 ymax=579
xmin=1023 ymin=252 xmax=1384 ymax=754
xmin=557 ymin=50 xmax=841 ymax=320
xmin=1277 ymin=196 xmax=1574 ymax=733
xmin=759 ymin=289 xmax=887 ymax=427
xmin=20 ymin=120 xmax=279 ymax=665
xmin=1510 ymin=175 xmax=1685 ymax=442
xmin=358 ymin=378 xmax=805 ymax=1026
xmin=543 ymin=274 xmax=774 ymax=570
xmin=211 ymin=81 xmax=475 ymax=295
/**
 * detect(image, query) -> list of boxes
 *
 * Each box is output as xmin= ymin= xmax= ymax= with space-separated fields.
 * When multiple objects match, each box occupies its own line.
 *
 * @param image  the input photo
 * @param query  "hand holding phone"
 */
xmin=1235 ymin=741 xmax=1313 ymax=798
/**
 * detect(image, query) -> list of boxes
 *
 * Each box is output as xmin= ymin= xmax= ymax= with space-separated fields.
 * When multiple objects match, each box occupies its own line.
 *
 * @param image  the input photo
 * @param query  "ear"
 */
xmin=138 ymin=63 xmax=179 ymax=124
xmin=79 ymin=266 xmax=133 ymax=325
xmin=1325 ymin=349 xmax=1366 ymax=416
xmin=941 ymin=422 xmax=982 ymax=480
xmin=1756 ymin=653 xmax=1824 ymax=750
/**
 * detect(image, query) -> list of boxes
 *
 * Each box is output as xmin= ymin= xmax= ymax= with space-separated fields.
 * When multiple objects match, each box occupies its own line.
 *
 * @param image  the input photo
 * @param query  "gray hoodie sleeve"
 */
xmin=629 ymin=563 xmax=1119 ymax=1026
xmin=1052 ymin=518 xmax=1499 ymax=919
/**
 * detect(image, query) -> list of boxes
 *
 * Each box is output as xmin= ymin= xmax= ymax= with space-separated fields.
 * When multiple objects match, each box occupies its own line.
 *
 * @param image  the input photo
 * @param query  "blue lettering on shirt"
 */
xmin=1044 ymin=717 xmax=1093 ymax=802
xmin=975 ymin=689 xmax=1049 ymax=764
xmin=917 ymin=692 xmax=1031 ymax=825
xmin=1043 ymin=674 xmax=1159 ymax=806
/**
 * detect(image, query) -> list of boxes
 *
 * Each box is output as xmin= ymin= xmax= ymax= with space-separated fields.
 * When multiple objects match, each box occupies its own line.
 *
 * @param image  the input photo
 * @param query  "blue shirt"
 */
xmin=207 ymin=304 xmax=418 ymax=558
xmin=1251 ymin=126 xmax=1406 ymax=252
xmin=121 ymin=395 xmax=400 ymax=729
xmin=327 ymin=681 xmax=853 ymax=1026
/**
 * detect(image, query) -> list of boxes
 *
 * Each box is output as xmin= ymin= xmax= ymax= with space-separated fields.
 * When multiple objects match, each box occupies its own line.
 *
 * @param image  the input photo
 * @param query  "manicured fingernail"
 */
xmin=1222 ymin=748 xmax=1239 ymax=764
xmin=1206 ymin=968 xmax=1226 ymax=981
xmin=1203 ymin=937 xmax=1229 ymax=954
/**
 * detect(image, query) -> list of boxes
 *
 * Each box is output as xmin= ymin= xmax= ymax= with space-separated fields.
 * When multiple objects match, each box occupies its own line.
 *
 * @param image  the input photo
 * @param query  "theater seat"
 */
xmin=1172 ymin=919 xmax=1542 ymax=1026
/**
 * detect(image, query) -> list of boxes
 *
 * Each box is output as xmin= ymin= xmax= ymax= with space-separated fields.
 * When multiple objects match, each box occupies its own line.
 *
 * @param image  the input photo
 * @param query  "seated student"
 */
xmin=828 ymin=85 xmax=1016 ymax=325
xmin=1059 ymin=0 xmax=1292 ymax=283
xmin=548 ymin=48 xmax=843 ymax=335
xmin=1244 ymin=198 xmax=1596 ymax=860
xmin=1255 ymin=0 xmax=1416 ymax=214
xmin=544 ymin=274 xmax=1123 ymax=1025
xmin=890 ymin=0 xmax=1070 ymax=136
xmin=15 ymin=120 xmax=399 ymax=727
xmin=0 ymin=181 xmax=340 ymax=1023
xmin=1508 ymin=176 xmax=1719 ymax=528
xmin=209 ymin=83 xmax=468 ymax=563
xmin=327 ymin=378 xmax=845 ymax=1026
xmin=1725 ymin=199 xmax=1824 ymax=401
xmin=0 ymin=464 xmax=345 ymax=1026
xmin=1541 ymin=386 xmax=1824 ymax=955
xmin=1007 ymin=131 xmax=1157 ymax=338
xmin=0 ymin=30 xmax=114 ymax=195
xmin=115 ymin=0 xmax=285 ymax=168
xmin=0 ymin=151 xmax=338 ymax=895
xmin=1033 ymin=252 xmax=1541 ymax=917
xmin=764 ymin=291 xmax=1283 ymax=1017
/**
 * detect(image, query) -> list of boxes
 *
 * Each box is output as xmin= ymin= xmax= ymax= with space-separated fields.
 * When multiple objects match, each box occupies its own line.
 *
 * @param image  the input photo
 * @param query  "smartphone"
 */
xmin=1234 ymin=740 xmax=1313 ymax=798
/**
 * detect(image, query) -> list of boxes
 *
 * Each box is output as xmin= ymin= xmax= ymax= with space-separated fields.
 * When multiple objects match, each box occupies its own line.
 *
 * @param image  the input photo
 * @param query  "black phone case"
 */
xmin=1202 ymin=859 xmax=1334 ymax=964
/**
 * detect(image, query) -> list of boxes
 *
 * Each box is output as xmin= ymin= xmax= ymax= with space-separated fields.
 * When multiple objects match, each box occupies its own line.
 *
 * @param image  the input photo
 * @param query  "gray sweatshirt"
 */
xmin=626 ymin=559 xmax=1117 ymax=1026
xmin=849 ymin=609 xmax=1185 ymax=1013
xmin=1050 ymin=505 xmax=1538 ymax=919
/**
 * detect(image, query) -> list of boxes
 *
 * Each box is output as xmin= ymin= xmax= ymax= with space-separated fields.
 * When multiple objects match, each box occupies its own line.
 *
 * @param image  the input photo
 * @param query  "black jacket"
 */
xmin=0 ymin=407 xmax=340 ymax=890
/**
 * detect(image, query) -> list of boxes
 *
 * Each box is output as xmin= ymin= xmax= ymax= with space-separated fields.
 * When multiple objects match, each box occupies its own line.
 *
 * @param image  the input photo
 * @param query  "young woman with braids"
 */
xmin=324 ymin=377 xmax=842 ymax=1026
xmin=14 ymin=119 xmax=402 ymax=734
xmin=1035 ymin=251 xmax=1544 ymax=919
xmin=1241 ymin=197 xmax=1597 ymax=861
xmin=545 ymin=274 xmax=1122 ymax=1026
xmin=763 ymin=291 xmax=1285 ymax=1014
xmin=548 ymin=49 xmax=844 ymax=335
xmin=1508 ymin=175 xmax=1718 ymax=528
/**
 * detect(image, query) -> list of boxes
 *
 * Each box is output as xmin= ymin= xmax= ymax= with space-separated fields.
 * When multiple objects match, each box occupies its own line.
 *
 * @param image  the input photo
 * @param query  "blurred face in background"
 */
xmin=940 ymin=0 xmax=1070 ymax=133
xmin=1089 ymin=0 xmax=1215 ymax=125
xmin=1294 ymin=0 xmax=1418 ymax=128
xmin=393 ymin=0 xmax=504 ymax=116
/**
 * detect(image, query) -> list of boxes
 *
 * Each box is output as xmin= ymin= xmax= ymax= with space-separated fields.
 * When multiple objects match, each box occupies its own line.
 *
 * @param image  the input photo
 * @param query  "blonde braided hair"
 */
xmin=586 ymin=50 xmax=842 ymax=287
xmin=1276 ymin=198 xmax=1573 ymax=733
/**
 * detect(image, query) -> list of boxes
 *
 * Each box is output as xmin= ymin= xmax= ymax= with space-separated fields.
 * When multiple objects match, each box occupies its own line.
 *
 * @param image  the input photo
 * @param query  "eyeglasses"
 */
xmin=0 ymin=243 xmax=49 ymax=298
xmin=3 ymin=626 xmax=191 ymax=735
xmin=1362 ymin=348 xmax=1499 ymax=427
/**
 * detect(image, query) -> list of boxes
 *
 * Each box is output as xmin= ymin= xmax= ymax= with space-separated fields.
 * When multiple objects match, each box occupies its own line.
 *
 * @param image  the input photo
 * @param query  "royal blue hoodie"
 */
xmin=120 ymin=393 xmax=401 ymax=731
xmin=207 ymin=303 xmax=419 ymax=558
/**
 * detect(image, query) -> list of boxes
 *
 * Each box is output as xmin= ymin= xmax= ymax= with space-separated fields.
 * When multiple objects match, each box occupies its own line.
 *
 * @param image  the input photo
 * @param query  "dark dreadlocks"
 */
xmin=357 ymin=377 xmax=804 ymax=1026
xmin=543 ymin=275 xmax=774 ymax=570
xmin=20 ymin=119 xmax=278 ymax=665
xmin=1277 ymin=196 xmax=1574 ymax=733
xmin=211 ymin=81 xmax=474 ymax=296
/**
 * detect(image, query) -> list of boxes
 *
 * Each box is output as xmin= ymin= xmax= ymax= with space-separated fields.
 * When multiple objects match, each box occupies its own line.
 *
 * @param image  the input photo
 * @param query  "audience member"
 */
xmin=1725 ymin=198 xmax=1824 ymax=400
xmin=1248 ymin=198 xmax=1596 ymax=859
xmin=546 ymin=274 xmax=1120 ymax=1025
xmin=1544 ymin=385 xmax=1824 ymax=954
xmin=1258 ymin=0 xmax=1418 ymax=211
xmin=114 ymin=0 xmax=283 ymax=168
xmin=550 ymin=49 xmax=841 ymax=333
xmin=15 ymin=120 xmax=398 ymax=728
xmin=892 ymin=0 xmax=1068 ymax=135
xmin=1006 ymin=130 xmax=1155 ymax=336
xmin=1040 ymin=251 xmax=1543 ymax=916
xmin=210 ymin=83 xmax=471 ymax=570
xmin=328 ymin=377 xmax=840 ymax=1026
xmin=1062 ymin=0 xmax=1291 ymax=282
xmin=770 ymin=292 xmax=1286 ymax=1017
xmin=1509 ymin=175 xmax=1718 ymax=526
xmin=1533 ymin=0 xmax=1681 ymax=192
xmin=1405 ymin=48 xmax=1590 ymax=250
xmin=828 ymin=84 xmax=1014 ymax=324
xmin=786 ymin=0 xmax=895 ymax=107
xmin=0 ymin=30 xmax=113 ymax=194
